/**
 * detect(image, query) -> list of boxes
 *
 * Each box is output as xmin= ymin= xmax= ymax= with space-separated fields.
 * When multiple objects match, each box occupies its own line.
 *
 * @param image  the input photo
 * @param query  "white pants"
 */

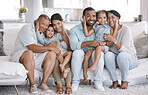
xmin=71 ymin=49 xmax=104 ymax=84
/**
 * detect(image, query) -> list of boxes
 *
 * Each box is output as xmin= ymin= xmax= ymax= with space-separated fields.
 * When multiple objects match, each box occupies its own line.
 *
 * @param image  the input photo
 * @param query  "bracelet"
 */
xmin=114 ymin=40 xmax=117 ymax=45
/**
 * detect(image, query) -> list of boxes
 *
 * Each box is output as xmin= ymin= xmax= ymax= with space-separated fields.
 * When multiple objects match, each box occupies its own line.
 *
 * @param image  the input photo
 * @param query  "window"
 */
xmin=90 ymin=0 xmax=140 ymax=22
xmin=0 ymin=0 xmax=20 ymax=21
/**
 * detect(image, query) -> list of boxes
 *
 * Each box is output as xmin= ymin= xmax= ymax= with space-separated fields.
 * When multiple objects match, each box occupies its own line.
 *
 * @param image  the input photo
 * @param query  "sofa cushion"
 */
xmin=127 ymin=21 xmax=148 ymax=59
xmin=0 ymin=31 xmax=6 ymax=56
xmin=134 ymin=34 xmax=148 ymax=58
xmin=0 ymin=61 xmax=28 ymax=78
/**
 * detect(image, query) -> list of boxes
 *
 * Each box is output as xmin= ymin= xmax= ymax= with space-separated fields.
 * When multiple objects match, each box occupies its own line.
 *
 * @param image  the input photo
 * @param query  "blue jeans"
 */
xmin=71 ymin=49 xmax=104 ymax=84
xmin=104 ymin=51 xmax=138 ymax=82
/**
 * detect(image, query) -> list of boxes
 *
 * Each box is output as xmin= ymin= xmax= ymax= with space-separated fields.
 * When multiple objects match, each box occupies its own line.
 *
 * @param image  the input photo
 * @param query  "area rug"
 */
xmin=0 ymin=84 xmax=148 ymax=95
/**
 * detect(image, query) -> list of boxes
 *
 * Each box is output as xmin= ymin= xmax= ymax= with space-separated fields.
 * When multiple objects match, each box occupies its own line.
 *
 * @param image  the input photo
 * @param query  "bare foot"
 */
xmin=59 ymin=64 xmax=65 ymax=72
xmin=63 ymin=68 xmax=70 ymax=78
xmin=87 ymin=64 xmax=97 ymax=71
xmin=83 ymin=74 xmax=88 ymax=82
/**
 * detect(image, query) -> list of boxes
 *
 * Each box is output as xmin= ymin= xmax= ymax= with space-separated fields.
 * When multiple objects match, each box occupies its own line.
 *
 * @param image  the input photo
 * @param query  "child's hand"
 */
xmin=82 ymin=16 xmax=86 ymax=24
xmin=35 ymin=19 xmax=39 ymax=32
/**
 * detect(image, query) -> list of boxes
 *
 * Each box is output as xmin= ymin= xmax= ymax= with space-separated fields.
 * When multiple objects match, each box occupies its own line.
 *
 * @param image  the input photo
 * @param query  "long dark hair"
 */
xmin=51 ymin=13 xmax=63 ymax=23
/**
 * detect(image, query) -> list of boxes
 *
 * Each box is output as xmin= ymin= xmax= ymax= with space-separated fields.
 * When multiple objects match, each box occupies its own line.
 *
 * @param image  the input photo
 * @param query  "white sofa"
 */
xmin=0 ymin=21 xmax=148 ymax=89
xmin=80 ymin=21 xmax=148 ymax=85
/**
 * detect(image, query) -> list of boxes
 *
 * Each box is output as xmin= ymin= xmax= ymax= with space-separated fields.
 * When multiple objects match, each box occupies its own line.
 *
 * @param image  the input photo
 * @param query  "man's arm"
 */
xmin=69 ymin=27 xmax=82 ymax=50
xmin=27 ymin=44 xmax=53 ymax=53
xmin=27 ymin=43 xmax=61 ymax=55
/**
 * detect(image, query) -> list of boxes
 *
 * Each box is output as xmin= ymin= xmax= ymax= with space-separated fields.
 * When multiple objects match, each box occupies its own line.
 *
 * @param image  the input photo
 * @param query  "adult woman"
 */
xmin=51 ymin=13 xmax=72 ymax=94
xmin=104 ymin=10 xmax=138 ymax=89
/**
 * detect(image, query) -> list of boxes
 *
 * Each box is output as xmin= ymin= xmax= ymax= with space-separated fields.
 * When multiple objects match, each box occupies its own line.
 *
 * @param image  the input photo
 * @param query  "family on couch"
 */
xmin=10 ymin=7 xmax=138 ymax=94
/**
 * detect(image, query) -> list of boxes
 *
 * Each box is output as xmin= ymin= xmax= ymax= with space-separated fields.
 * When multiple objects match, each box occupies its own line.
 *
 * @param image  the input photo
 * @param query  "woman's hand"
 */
xmin=83 ymin=16 xmax=86 ymax=25
xmin=61 ymin=32 xmax=69 ymax=42
xmin=104 ymin=33 xmax=116 ymax=42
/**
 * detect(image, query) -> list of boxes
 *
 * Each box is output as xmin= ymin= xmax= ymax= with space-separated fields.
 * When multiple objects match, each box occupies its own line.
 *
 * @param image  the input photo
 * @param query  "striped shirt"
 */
xmin=11 ymin=23 xmax=41 ymax=56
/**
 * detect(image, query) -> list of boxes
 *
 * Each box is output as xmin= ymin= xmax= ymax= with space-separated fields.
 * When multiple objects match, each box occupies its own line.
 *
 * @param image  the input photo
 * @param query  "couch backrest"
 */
xmin=126 ymin=21 xmax=148 ymax=42
xmin=3 ymin=21 xmax=148 ymax=56
xmin=126 ymin=21 xmax=148 ymax=58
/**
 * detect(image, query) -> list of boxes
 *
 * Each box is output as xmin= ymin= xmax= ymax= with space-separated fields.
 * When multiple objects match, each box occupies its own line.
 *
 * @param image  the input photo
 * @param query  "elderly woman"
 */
xmin=51 ymin=13 xmax=72 ymax=94
xmin=104 ymin=10 xmax=138 ymax=89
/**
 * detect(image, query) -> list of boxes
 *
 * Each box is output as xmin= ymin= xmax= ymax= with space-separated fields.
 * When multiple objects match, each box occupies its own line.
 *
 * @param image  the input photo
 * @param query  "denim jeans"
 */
xmin=104 ymin=51 xmax=138 ymax=82
xmin=71 ymin=49 xmax=104 ymax=84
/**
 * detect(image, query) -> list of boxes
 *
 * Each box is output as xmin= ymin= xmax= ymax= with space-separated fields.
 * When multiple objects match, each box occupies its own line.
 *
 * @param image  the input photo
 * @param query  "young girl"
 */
xmin=36 ymin=24 xmax=72 ymax=78
xmin=83 ymin=10 xmax=117 ymax=82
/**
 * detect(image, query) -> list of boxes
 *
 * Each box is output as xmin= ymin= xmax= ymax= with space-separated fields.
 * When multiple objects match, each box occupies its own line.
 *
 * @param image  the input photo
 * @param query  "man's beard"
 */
xmin=86 ymin=20 xmax=96 ymax=26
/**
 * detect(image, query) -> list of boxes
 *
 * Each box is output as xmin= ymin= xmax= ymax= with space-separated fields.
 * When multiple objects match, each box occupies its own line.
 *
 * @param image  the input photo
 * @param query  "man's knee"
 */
xmin=19 ymin=50 xmax=34 ymax=64
xmin=20 ymin=50 xmax=34 ymax=60
xmin=104 ymin=51 xmax=114 ymax=59
xmin=72 ymin=50 xmax=84 ymax=58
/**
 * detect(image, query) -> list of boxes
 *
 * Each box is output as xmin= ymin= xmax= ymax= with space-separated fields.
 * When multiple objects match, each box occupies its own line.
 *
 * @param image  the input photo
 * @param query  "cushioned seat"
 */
xmin=0 ymin=61 xmax=28 ymax=85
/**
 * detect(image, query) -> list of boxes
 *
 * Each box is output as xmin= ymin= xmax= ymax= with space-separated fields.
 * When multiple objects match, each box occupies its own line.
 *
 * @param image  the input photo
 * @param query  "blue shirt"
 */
xmin=69 ymin=23 xmax=95 ymax=52
xmin=93 ymin=23 xmax=110 ymax=41
xmin=36 ymin=31 xmax=63 ymax=48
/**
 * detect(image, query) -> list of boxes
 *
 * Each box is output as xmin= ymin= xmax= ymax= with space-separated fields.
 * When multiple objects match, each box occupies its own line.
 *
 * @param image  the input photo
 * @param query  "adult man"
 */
xmin=11 ymin=14 xmax=59 ymax=94
xmin=69 ymin=7 xmax=105 ymax=91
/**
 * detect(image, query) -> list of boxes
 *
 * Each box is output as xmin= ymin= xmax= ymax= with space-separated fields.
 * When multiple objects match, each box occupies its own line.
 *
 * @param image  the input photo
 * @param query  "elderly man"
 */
xmin=69 ymin=7 xmax=105 ymax=91
xmin=11 ymin=14 xmax=58 ymax=94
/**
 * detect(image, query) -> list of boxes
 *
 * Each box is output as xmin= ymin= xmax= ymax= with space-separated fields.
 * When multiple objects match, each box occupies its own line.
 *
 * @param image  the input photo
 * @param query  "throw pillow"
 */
xmin=0 ymin=61 xmax=28 ymax=77
xmin=0 ymin=31 xmax=6 ymax=56
xmin=134 ymin=34 xmax=148 ymax=59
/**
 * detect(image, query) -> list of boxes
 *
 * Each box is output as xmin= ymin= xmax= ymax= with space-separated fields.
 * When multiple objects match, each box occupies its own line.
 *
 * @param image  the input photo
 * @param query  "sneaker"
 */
xmin=38 ymin=84 xmax=52 ymax=93
xmin=29 ymin=84 xmax=38 ymax=94
xmin=94 ymin=83 xmax=105 ymax=91
xmin=72 ymin=83 xmax=79 ymax=91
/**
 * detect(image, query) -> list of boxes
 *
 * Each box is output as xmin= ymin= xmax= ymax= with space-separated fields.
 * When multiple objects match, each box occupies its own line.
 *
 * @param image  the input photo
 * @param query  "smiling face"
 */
xmin=107 ymin=12 xmax=119 ymax=28
xmin=46 ymin=26 xmax=54 ymax=38
xmin=84 ymin=10 xmax=96 ymax=26
xmin=97 ymin=12 xmax=107 ymax=25
xmin=52 ymin=20 xmax=64 ymax=33
xmin=38 ymin=17 xmax=50 ymax=33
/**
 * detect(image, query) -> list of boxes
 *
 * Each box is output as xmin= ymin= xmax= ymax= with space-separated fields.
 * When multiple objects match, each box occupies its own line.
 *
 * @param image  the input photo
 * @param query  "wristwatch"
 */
xmin=114 ymin=40 xmax=117 ymax=45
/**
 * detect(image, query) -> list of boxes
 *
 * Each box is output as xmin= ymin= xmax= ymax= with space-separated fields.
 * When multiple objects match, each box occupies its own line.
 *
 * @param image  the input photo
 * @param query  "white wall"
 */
xmin=24 ymin=0 xmax=148 ymax=23
xmin=24 ymin=0 xmax=42 ymax=23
